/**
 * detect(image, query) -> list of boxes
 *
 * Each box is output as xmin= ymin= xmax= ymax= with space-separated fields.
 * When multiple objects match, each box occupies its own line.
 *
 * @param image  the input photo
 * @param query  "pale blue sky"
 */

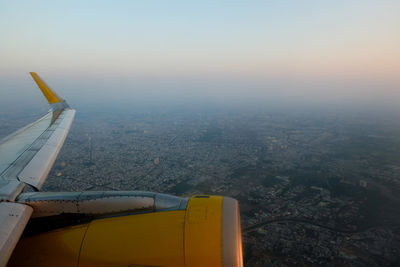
xmin=0 ymin=0 xmax=399 ymax=109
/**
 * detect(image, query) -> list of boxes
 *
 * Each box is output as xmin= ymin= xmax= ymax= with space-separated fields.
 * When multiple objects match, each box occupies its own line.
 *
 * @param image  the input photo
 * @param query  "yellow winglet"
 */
xmin=30 ymin=72 xmax=62 ymax=104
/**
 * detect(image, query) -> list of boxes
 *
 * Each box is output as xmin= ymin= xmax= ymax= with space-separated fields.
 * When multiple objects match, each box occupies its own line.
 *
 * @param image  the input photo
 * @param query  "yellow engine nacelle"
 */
xmin=8 ymin=195 xmax=242 ymax=267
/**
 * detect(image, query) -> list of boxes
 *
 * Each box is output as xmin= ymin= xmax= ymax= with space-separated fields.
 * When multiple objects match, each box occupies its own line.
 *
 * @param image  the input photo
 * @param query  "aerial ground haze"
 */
xmin=0 ymin=0 xmax=400 ymax=266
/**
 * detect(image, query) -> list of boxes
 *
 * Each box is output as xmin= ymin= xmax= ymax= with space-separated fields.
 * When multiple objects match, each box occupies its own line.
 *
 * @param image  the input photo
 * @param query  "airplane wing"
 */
xmin=0 ymin=73 xmax=75 ymax=266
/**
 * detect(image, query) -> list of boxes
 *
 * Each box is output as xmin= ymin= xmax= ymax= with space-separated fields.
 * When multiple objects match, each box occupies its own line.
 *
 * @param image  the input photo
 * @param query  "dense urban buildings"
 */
xmin=2 ymin=106 xmax=400 ymax=266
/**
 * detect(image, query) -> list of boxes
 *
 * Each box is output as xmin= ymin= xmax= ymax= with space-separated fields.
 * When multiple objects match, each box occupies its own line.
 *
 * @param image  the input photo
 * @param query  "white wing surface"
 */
xmin=0 ymin=73 xmax=75 ymax=266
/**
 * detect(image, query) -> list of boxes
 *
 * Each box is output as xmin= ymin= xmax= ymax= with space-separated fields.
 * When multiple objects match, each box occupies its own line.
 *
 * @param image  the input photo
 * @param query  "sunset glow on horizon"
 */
xmin=0 ymin=0 xmax=399 ymax=108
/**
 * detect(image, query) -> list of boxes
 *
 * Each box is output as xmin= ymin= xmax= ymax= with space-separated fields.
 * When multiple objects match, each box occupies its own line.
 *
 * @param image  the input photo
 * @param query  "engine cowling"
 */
xmin=9 ymin=194 xmax=243 ymax=267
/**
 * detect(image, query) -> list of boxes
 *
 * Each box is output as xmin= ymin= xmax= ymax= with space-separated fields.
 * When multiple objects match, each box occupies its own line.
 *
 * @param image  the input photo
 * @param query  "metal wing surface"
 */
xmin=0 ymin=73 xmax=75 ymax=266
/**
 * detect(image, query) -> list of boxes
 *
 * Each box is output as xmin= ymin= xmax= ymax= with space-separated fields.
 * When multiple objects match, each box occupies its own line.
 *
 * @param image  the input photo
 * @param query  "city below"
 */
xmin=2 ymin=106 xmax=399 ymax=266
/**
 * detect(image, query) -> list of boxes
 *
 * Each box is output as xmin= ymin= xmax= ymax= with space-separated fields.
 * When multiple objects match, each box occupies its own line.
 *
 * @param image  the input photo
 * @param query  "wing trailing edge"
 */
xmin=0 ymin=73 xmax=75 ymax=199
xmin=0 ymin=73 xmax=76 ymax=266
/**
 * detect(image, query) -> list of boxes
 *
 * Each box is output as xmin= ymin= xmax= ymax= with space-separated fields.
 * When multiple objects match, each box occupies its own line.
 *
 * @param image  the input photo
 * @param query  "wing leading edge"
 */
xmin=0 ymin=73 xmax=75 ymax=265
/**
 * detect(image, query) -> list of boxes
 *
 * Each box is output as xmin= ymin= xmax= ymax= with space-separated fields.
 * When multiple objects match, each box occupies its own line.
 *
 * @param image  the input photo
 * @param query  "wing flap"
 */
xmin=18 ymin=109 xmax=75 ymax=189
xmin=0 ymin=113 xmax=52 ymax=175
xmin=0 ymin=73 xmax=75 ymax=265
xmin=0 ymin=73 xmax=75 ymax=200
xmin=0 ymin=180 xmax=25 ymax=201
xmin=0 ymin=202 xmax=33 ymax=267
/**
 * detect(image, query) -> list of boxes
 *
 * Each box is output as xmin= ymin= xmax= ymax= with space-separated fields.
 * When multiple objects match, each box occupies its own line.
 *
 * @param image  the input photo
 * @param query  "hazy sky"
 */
xmin=0 ymin=0 xmax=399 ymax=109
